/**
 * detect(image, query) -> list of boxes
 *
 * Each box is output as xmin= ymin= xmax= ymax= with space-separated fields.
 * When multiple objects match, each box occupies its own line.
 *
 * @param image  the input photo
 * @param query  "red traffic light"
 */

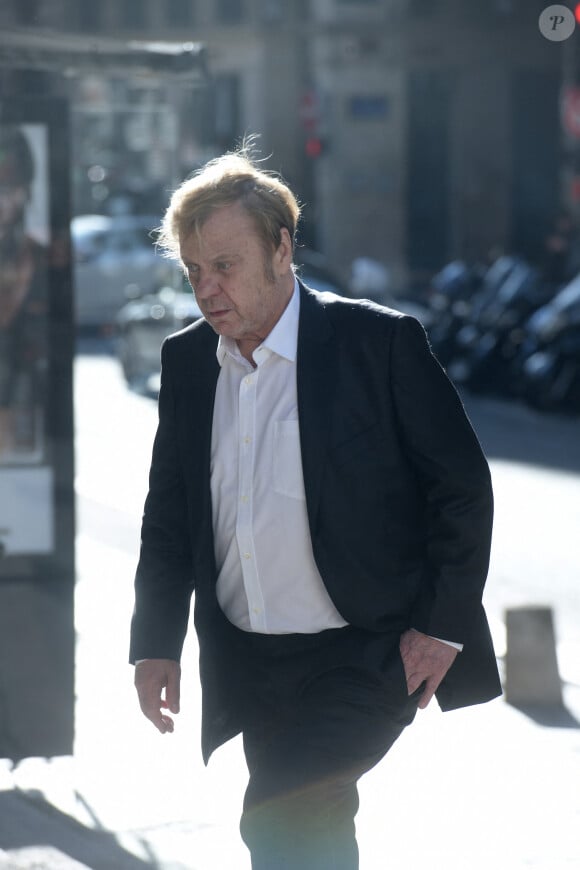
xmin=305 ymin=137 xmax=323 ymax=159
xmin=576 ymin=3 xmax=580 ymax=24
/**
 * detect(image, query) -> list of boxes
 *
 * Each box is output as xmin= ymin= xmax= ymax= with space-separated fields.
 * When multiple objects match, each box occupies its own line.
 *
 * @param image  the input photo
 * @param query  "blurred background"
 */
xmin=1 ymin=3 xmax=580 ymax=869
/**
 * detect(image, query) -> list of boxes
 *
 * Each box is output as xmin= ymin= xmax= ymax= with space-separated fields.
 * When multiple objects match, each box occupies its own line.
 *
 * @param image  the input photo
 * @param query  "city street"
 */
xmin=2 ymin=6 xmax=578 ymax=868
xmin=1 ymin=339 xmax=580 ymax=869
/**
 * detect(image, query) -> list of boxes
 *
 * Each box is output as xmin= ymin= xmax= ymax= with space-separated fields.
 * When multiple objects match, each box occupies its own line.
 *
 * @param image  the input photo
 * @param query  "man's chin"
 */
xmin=205 ymin=318 xmax=238 ymax=339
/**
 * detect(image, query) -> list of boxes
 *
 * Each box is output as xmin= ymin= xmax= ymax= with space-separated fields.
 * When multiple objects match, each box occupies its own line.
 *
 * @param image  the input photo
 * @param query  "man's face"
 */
xmin=180 ymin=201 xmax=294 ymax=347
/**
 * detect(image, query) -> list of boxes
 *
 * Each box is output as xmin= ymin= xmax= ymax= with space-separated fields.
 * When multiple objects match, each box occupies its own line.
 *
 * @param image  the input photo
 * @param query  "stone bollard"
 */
xmin=504 ymin=606 xmax=563 ymax=707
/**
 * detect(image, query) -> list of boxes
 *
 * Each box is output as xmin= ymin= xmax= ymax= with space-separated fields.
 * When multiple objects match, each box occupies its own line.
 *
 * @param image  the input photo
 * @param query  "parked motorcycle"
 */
xmin=510 ymin=272 xmax=580 ymax=413
xmin=443 ymin=255 xmax=551 ymax=394
xmin=426 ymin=260 xmax=481 ymax=366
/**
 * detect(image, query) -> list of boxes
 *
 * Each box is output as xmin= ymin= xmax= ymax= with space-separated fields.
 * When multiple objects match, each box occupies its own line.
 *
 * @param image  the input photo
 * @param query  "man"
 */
xmin=130 ymin=147 xmax=501 ymax=870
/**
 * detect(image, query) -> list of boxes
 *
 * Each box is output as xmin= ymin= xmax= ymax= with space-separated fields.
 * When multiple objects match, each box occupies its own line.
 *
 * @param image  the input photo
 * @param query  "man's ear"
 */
xmin=275 ymin=227 xmax=294 ymax=274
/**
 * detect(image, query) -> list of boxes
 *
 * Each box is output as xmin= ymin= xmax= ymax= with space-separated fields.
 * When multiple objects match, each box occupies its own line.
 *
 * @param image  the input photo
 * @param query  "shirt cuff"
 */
xmin=430 ymin=635 xmax=463 ymax=652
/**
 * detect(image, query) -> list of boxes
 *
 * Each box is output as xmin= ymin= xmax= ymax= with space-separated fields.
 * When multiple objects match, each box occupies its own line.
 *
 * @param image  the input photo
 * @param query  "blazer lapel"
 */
xmin=296 ymin=283 xmax=337 ymax=530
xmin=177 ymin=324 xmax=220 ymax=572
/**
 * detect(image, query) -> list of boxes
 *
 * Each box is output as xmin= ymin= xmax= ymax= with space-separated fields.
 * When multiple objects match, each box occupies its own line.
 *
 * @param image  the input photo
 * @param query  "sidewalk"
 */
xmin=1 ymin=534 xmax=579 ymax=870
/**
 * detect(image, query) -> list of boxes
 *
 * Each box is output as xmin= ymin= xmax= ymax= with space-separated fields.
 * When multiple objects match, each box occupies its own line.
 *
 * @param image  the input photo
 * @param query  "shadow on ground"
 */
xmin=0 ymin=790 xmax=157 ymax=869
xmin=461 ymin=390 xmax=580 ymax=476
xmin=507 ymin=701 xmax=580 ymax=729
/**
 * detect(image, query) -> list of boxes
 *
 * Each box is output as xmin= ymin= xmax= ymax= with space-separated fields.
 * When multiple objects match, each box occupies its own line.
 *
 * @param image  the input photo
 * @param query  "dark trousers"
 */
xmin=224 ymin=622 xmax=421 ymax=870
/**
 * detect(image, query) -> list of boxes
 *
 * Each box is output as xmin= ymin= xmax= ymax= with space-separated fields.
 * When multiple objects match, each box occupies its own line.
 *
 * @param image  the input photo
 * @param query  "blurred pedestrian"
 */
xmin=130 ymin=144 xmax=501 ymax=870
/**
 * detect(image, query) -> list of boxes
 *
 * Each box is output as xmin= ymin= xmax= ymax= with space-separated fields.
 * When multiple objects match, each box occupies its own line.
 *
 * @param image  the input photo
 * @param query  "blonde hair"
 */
xmin=158 ymin=142 xmax=301 ymax=262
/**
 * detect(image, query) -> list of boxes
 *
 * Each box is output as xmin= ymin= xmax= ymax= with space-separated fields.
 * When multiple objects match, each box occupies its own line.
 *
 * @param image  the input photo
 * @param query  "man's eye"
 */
xmin=217 ymin=262 xmax=231 ymax=271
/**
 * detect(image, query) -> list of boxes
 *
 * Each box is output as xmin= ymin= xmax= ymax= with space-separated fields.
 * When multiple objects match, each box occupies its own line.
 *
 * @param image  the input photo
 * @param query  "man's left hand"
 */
xmin=399 ymin=629 xmax=458 ymax=709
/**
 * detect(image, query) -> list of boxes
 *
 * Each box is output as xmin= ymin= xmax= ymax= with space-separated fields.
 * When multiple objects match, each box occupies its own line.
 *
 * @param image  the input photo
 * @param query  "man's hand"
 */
xmin=134 ymin=659 xmax=181 ymax=734
xmin=399 ymin=629 xmax=458 ymax=710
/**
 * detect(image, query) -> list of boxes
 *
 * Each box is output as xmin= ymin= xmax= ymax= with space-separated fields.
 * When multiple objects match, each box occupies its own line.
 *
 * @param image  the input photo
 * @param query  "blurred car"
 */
xmin=115 ymin=248 xmax=350 ymax=393
xmin=116 ymin=283 xmax=203 ymax=392
xmin=71 ymin=214 xmax=174 ymax=329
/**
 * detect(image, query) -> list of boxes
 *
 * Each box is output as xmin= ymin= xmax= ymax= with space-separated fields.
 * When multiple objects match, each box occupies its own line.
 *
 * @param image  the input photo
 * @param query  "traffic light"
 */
xmin=575 ymin=3 xmax=580 ymax=25
xmin=305 ymin=136 xmax=323 ymax=159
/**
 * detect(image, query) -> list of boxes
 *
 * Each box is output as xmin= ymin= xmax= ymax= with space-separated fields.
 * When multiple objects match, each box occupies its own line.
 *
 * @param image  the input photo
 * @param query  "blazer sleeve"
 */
xmin=389 ymin=315 xmax=494 ymax=643
xmin=129 ymin=339 xmax=195 ymax=663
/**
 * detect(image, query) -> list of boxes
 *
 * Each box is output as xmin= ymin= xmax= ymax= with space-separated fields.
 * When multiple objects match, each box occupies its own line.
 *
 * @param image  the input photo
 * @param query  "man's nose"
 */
xmin=194 ymin=271 xmax=220 ymax=299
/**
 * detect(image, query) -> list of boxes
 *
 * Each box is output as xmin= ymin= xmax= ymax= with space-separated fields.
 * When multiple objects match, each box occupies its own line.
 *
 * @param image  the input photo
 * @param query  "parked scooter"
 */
xmin=444 ymin=255 xmax=550 ymax=394
xmin=426 ymin=255 xmax=526 ymax=369
xmin=511 ymin=272 xmax=580 ymax=412
xmin=426 ymin=260 xmax=482 ymax=366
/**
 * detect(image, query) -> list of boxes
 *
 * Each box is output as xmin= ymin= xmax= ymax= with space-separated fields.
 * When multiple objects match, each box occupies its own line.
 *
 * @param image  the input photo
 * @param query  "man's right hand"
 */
xmin=134 ymin=658 xmax=181 ymax=734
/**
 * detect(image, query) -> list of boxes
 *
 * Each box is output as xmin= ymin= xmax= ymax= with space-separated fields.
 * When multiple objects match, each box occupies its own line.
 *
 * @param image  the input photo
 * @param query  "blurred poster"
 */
xmin=0 ymin=120 xmax=52 ymax=556
xmin=0 ymin=123 xmax=49 ymax=464
xmin=0 ymin=93 xmax=73 ymax=761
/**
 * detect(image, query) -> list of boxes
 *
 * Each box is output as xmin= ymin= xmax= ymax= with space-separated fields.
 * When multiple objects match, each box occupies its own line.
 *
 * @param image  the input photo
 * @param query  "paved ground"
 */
xmin=0 ymin=351 xmax=579 ymax=869
xmin=1 ymin=614 xmax=579 ymax=870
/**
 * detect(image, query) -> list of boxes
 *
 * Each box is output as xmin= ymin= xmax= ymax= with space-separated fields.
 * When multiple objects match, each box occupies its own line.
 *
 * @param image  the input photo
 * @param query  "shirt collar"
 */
xmin=216 ymin=278 xmax=300 ymax=367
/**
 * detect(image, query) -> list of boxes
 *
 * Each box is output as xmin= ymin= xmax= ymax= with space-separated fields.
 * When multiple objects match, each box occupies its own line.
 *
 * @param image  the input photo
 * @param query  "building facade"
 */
xmin=0 ymin=0 xmax=568 ymax=290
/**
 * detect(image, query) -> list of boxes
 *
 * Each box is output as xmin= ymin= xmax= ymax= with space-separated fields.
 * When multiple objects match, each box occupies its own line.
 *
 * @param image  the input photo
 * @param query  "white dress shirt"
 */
xmin=211 ymin=281 xmax=347 ymax=634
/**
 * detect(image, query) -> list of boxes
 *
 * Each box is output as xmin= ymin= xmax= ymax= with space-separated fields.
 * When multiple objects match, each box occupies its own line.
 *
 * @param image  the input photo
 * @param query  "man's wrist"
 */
xmin=429 ymin=635 xmax=463 ymax=652
xmin=411 ymin=628 xmax=463 ymax=652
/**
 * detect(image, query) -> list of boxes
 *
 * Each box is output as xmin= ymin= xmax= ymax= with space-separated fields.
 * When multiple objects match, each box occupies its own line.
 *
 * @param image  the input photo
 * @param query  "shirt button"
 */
xmin=241 ymin=495 xmax=249 ymax=504
xmin=243 ymin=552 xmax=251 ymax=560
xmin=244 ymin=436 xmax=251 ymax=444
